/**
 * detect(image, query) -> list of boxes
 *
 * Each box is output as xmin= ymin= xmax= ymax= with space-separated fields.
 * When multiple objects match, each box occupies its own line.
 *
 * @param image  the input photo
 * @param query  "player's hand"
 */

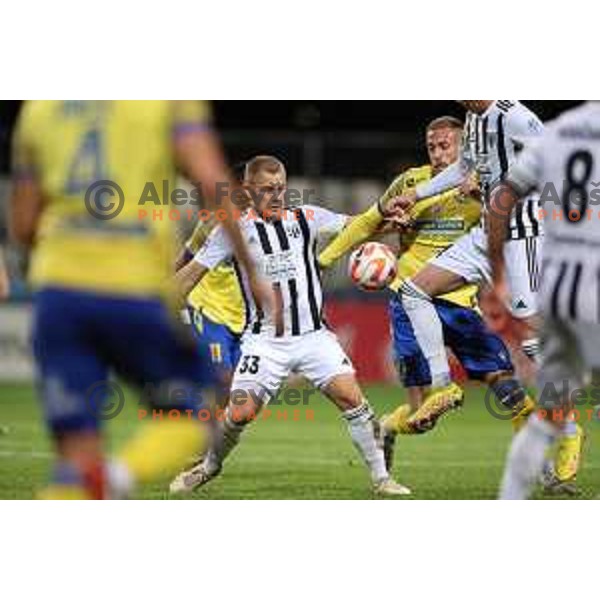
xmin=459 ymin=172 xmax=481 ymax=200
xmin=382 ymin=191 xmax=416 ymax=228
xmin=377 ymin=216 xmax=415 ymax=233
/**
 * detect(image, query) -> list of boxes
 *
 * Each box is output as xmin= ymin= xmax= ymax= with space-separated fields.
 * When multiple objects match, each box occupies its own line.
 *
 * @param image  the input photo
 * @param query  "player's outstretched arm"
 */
xmin=9 ymin=104 xmax=44 ymax=247
xmin=171 ymin=102 xmax=270 ymax=309
xmin=318 ymin=202 xmax=384 ymax=268
xmin=174 ymin=260 xmax=209 ymax=306
xmin=318 ymin=172 xmax=412 ymax=268
xmin=0 ymin=249 xmax=9 ymax=300
xmin=487 ymin=183 xmax=519 ymax=285
xmin=413 ymin=159 xmax=469 ymax=201
xmin=489 ymin=135 xmax=545 ymax=285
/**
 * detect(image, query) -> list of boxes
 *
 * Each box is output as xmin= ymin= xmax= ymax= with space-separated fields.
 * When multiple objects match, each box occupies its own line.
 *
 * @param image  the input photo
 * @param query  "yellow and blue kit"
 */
xmin=319 ymin=164 xmax=513 ymax=387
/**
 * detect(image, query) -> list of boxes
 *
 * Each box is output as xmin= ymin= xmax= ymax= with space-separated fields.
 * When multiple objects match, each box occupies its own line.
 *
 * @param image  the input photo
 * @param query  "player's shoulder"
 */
xmin=499 ymin=100 xmax=544 ymax=136
xmin=402 ymin=165 xmax=432 ymax=187
xmin=15 ymin=101 xmax=53 ymax=134
xmin=548 ymin=102 xmax=600 ymax=132
xmin=386 ymin=165 xmax=431 ymax=194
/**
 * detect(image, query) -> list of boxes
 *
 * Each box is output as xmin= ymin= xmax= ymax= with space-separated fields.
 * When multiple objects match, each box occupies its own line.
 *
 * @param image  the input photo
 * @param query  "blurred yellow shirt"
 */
xmin=13 ymin=100 xmax=211 ymax=298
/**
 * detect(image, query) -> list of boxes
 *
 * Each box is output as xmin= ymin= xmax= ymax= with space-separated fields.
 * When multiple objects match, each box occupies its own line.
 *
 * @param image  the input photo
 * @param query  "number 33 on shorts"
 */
xmin=237 ymin=355 xmax=261 ymax=375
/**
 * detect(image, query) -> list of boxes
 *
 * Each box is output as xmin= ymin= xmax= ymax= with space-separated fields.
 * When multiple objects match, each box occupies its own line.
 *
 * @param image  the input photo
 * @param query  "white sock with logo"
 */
xmin=343 ymin=402 xmax=388 ymax=484
xmin=401 ymin=280 xmax=451 ymax=388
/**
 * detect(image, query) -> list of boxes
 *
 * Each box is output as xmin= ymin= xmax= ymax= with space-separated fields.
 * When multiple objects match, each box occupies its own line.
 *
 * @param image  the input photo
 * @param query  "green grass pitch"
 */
xmin=1 ymin=382 xmax=598 ymax=499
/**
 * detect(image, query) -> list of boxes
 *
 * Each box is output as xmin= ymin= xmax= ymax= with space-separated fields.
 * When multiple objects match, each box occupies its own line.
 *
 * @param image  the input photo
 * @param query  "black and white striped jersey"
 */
xmin=195 ymin=205 xmax=348 ymax=337
xmin=463 ymin=101 xmax=545 ymax=239
xmin=416 ymin=101 xmax=545 ymax=240
xmin=508 ymin=101 xmax=600 ymax=323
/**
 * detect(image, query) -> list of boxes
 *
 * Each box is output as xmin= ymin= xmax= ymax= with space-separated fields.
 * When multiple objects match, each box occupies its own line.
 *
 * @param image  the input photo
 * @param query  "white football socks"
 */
xmin=343 ymin=402 xmax=388 ymax=484
xmin=401 ymin=280 xmax=451 ymax=388
xmin=499 ymin=413 xmax=558 ymax=500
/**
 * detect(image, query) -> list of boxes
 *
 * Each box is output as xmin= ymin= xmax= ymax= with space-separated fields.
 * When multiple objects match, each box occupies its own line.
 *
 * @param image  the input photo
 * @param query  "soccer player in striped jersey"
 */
xmin=171 ymin=155 xmax=411 ymax=496
xmin=489 ymin=101 xmax=600 ymax=498
xmin=389 ymin=101 xmax=583 ymax=489
xmin=8 ymin=101 xmax=261 ymax=499
xmin=388 ymin=102 xmax=542 ymax=401
xmin=318 ymin=116 xmax=536 ymax=468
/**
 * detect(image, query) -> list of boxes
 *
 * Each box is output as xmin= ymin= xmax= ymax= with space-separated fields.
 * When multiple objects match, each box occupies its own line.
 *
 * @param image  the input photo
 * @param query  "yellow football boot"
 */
xmin=406 ymin=382 xmax=464 ymax=433
xmin=511 ymin=395 xmax=537 ymax=433
xmin=543 ymin=423 xmax=584 ymax=496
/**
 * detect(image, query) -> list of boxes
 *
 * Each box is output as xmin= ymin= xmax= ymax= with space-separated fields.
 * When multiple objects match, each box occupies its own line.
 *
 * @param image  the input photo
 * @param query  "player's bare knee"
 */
xmin=322 ymin=374 xmax=364 ymax=412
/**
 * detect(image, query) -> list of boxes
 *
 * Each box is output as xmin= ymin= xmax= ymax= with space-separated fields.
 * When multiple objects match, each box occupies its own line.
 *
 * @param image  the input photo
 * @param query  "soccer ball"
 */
xmin=349 ymin=242 xmax=397 ymax=291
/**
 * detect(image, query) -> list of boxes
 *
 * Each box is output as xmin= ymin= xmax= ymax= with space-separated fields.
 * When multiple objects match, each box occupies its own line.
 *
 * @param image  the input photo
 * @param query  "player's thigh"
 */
xmin=297 ymin=329 xmax=355 ymax=392
xmin=388 ymin=294 xmax=432 ymax=387
xmin=230 ymin=336 xmax=290 ymax=411
xmin=538 ymin=317 xmax=587 ymax=407
xmin=427 ymin=229 xmax=490 ymax=293
xmin=504 ymin=237 xmax=540 ymax=319
xmin=439 ymin=300 xmax=513 ymax=380
xmin=32 ymin=288 xmax=109 ymax=435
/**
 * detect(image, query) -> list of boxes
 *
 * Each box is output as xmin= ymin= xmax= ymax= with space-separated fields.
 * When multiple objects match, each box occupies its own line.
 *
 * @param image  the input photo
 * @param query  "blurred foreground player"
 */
xmin=489 ymin=102 xmax=600 ymax=499
xmin=9 ymin=100 xmax=259 ymax=499
xmin=0 ymin=247 xmax=9 ymax=299
xmin=176 ymin=162 xmax=248 ymax=404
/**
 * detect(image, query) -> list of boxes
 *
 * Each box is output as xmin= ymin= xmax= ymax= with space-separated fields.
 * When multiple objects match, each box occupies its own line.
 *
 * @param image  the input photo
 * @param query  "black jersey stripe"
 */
xmin=273 ymin=219 xmax=290 ymax=251
xmin=482 ymin=116 xmax=489 ymax=154
xmin=527 ymin=198 xmax=540 ymax=237
xmin=255 ymin=222 xmax=273 ymax=254
xmin=287 ymin=278 xmax=300 ymax=335
xmin=232 ymin=258 xmax=251 ymax=332
xmin=514 ymin=201 xmax=527 ymax=239
xmin=297 ymin=209 xmax=321 ymax=330
xmin=569 ymin=263 xmax=583 ymax=320
xmin=272 ymin=281 xmax=285 ymax=336
xmin=550 ymin=262 xmax=568 ymax=319
xmin=525 ymin=237 xmax=540 ymax=293
xmin=251 ymin=222 xmax=274 ymax=334
xmin=497 ymin=114 xmax=509 ymax=179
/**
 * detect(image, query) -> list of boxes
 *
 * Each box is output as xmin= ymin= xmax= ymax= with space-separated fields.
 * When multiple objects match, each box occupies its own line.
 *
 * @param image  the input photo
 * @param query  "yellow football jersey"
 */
xmin=185 ymin=220 xmax=245 ymax=334
xmin=13 ymin=100 xmax=211 ymax=298
xmin=383 ymin=165 xmax=482 ymax=308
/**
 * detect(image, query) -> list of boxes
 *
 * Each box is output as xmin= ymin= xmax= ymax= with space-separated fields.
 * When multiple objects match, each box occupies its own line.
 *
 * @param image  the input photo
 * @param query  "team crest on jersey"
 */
xmin=287 ymin=224 xmax=302 ymax=238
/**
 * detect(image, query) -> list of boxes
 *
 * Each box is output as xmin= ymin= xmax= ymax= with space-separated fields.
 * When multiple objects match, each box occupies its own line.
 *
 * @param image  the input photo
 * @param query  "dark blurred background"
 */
xmin=0 ymin=100 xmax=583 ymax=298
xmin=0 ymin=101 xmax=581 ymax=178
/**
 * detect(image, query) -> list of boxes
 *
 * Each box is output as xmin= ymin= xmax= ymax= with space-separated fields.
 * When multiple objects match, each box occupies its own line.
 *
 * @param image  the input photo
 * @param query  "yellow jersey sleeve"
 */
xmin=378 ymin=171 xmax=408 ymax=212
xmin=318 ymin=203 xmax=382 ymax=268
xmin=172 ymin=101 xmax=212 ymax=134
xmin=185 ymin=218 xmax=218 ymax=254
